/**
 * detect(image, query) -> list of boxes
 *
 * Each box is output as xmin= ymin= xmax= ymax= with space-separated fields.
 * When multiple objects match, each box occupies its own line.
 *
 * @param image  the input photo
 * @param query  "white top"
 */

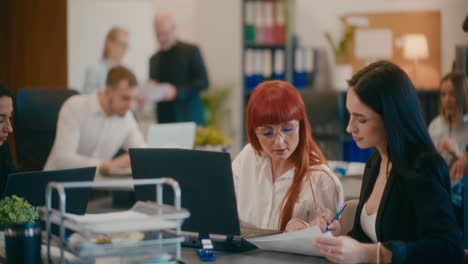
xmin=232 ymin=144 xmax=344 ymax=230
xmin=83 ymin=59 xmax=111 ymax=94
xmin=428 ymin=115 xmax=468 ymax=166
xmin=44 ymin=93 xmax=146 ymax=171
xmin=360 ymin=204 xmax=378 ymax=242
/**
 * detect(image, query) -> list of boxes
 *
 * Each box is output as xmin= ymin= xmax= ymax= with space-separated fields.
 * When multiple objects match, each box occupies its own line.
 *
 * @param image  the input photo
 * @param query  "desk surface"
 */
xmin=0 ymin=247 xmax=330 ymax=264
xmin=180 ymin=248 xmax=330 ymax=264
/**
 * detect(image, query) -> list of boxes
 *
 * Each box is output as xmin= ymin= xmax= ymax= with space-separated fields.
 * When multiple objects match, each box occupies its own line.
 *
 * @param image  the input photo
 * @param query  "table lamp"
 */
xmin=403 ymin=34 xmax=429 ymax=85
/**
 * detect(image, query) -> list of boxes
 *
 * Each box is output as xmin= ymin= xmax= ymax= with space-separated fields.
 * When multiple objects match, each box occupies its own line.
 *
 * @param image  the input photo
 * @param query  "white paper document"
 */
xmin=247 ymin=226 xmax=331 ymax=256
xmin=50 ymin=210 xmax=177 ymax=234
xmin=142 ymin=83 xmax=169 ymax=103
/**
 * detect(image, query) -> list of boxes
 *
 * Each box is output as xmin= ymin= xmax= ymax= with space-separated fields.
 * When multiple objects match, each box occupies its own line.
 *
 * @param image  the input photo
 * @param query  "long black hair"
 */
xmin=348 ymin=61 xmax=440 ymax=170
xmin=0 ymin=83 xmax=12 ymax=98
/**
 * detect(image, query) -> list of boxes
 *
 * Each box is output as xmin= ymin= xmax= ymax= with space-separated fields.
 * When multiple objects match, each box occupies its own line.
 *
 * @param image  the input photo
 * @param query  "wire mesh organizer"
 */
xmin=42 ymin=178 xmax=190 ymax=264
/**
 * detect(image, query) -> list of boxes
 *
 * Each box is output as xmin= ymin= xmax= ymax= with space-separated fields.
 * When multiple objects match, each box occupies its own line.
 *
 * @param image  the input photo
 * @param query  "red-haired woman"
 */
xmin=232 ymin=80 xmax=343 ymax=231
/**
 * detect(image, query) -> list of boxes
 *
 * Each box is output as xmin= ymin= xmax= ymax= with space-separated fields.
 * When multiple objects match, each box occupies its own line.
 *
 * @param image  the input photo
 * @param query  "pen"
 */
xmin=325 ymin=203 xmax=347 ymax=232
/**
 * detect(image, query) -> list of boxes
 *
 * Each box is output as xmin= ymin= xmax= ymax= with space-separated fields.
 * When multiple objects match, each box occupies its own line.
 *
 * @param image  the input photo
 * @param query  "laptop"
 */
xmin=130 ymin=148 xmax=270 ymax=250
xmin=4 ymin=167 xmax=96 ymax=214
xmin=146 ymin=122 xmax=196 ymax=149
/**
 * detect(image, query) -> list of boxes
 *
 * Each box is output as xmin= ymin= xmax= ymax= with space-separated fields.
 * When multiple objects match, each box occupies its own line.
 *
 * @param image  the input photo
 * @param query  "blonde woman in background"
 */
xmin=428 ymin=71 xmax=468 ymax=227
xmin=83 ymin=26 xmax=129 ymax=94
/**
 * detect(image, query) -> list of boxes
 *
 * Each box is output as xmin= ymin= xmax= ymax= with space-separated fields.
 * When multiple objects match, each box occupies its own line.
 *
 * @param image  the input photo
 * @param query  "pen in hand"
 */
xmin=325 ymin=203 xmax=347 ymax=233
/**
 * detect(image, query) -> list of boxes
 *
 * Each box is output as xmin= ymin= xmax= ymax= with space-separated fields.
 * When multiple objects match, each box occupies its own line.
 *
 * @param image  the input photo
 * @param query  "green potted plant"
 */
xmin=324 ymin=17 xmax=356 ymax=90
xmin=198 ymin=87 xmax=232 ymax=152
xmin=0 ymin=195 xmax=41 ymax=263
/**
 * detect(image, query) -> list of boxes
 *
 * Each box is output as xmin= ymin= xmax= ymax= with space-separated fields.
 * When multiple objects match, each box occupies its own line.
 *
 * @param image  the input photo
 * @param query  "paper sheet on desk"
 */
xmin=62 ymin=211 xmax=177 ymax=233
xmin=247 ymin=226 xmax=331 ymax=256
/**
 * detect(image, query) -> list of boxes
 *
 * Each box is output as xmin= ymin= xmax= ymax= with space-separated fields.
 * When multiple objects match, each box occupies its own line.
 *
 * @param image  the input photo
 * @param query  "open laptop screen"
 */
xmin=130 ymin=148 xmax=240 ymax=236
xmin=146 ymin=122 xmax=196 ymax=149
xmin=4 ymin=167 xmax=96 ymax=215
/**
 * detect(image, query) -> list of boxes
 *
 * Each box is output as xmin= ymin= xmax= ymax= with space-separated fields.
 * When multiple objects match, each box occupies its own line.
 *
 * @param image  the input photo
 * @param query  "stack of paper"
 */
xmin=247 ymin=226 xmax=331 ymax=256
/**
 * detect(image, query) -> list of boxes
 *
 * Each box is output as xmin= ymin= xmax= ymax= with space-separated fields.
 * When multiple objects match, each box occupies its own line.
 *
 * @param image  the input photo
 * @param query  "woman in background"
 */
xmin=232 ymin=80 xmax=343 ymax=231
xmin=83 ymin=26 xmax=129 ymax=94
xmin=0 ymin=83 xmax=16 ymax=197
xmin=310 ymin=61 xmax=463 ymax=263
xmin=428 ymin=71 xmax=468 ymax=226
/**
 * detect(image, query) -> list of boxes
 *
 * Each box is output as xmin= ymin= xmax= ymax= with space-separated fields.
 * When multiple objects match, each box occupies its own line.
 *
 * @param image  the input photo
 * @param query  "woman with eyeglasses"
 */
xmin=232 ymin=80 xmax=343 ymax=231
xmin=308 ymin=61 xmax=463 ymax=263
xmin=83 ymin=26 xmax=129 ymax=94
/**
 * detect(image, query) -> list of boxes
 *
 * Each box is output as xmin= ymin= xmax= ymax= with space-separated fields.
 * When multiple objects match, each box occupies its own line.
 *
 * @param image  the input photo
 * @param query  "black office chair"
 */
xmin=300 ymin=90 xmax=347 ymax=160
xmin=14 ymin=89 xmax=78 ymax=171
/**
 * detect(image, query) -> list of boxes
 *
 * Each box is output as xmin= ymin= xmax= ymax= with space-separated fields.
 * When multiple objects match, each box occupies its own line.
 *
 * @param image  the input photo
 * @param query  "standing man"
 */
xmin=149 ymin=12 xmax=209 ymax=126
xmin=44 ymin=66 xmax=146 ymax=176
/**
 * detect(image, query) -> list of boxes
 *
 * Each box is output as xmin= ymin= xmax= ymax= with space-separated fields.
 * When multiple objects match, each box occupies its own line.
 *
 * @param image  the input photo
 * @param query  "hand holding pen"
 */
xmin=318 ymin=203 xmax=347 ymax=236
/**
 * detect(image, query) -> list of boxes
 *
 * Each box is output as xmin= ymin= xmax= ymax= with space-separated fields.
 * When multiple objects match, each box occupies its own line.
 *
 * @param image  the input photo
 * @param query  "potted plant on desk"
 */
xmin=196 ymin=87 xmax=231 ymax=152
xmin=0 ymin=195 xmax=41 ymax=264
xmin=324 ymin=17 xmax=356 ymax=91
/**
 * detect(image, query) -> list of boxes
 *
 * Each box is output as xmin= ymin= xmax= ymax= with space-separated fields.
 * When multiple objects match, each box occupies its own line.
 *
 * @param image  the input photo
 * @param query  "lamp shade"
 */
xmin=403 ymin=34 xmax=429 ymax=60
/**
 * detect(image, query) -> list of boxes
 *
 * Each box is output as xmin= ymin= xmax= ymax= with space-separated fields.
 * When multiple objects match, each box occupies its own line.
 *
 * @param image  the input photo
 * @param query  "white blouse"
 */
xmin=232 ymin=144 xmax=344 ymax=230
xmin=360 ymin=204 xmax=378 ymax=242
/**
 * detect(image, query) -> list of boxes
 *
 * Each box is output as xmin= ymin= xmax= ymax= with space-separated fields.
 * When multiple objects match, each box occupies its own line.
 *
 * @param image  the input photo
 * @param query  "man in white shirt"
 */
xmin=44 ymin=66 xmax=146 ymax=175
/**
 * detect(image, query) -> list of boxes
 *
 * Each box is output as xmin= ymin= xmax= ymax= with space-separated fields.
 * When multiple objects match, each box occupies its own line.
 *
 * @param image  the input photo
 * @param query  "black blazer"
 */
xmin=149 ymin=41 xmax=209 ymax=126
xmin=0 ymin=142 xmax=16 ymax=198
xmin=348 ymin=152 xmax=464 ymax=264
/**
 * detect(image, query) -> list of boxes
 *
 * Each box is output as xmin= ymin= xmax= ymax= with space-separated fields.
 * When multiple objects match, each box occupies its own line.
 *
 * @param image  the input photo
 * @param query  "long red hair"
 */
xmin=246 ymin=80 xmax=328 ymax=231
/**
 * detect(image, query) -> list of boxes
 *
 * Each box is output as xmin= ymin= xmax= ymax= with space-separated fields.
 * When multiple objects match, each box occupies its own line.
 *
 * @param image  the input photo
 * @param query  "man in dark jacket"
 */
xmin=149 ymin=12 xmax=209 ymax=126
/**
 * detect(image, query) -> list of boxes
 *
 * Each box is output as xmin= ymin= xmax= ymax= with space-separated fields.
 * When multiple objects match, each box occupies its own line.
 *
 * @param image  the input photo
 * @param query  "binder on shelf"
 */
xmin=254 ymin=1 xmax=264 ymax=44
xmin=293 ymin=47 xmax=307 ymax=89
xmin=274 ymin=1 xmax=285 ymax=44
xmin=244 ymin=48 xmax=255 ymax=91
xmin=244 ymin=1 xmax=255 ymax=42
xmin=263 ymin=1 xmax=274 ymax=44
xmin=253 ymin=49 xmax=264 ymax=88
xmin=262 ymin=49 xmax=272 ymax=81
xmin=272 ymin=49 xmax=285 ymax=80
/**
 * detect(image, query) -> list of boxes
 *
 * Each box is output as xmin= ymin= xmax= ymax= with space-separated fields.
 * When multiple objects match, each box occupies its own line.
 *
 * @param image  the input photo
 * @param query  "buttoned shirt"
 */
xmin=232 ymin=144 xmax=343 ymax=230
xmin=44 ymin=93 xmax=146 ymax=171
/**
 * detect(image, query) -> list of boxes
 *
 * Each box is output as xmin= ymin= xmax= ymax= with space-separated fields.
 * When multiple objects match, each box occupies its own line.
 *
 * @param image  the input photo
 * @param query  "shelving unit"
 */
xmin=241 ymin=0 xmax=295 ymax=143
xmin=43 ymin=178 xmax=189 ymax=264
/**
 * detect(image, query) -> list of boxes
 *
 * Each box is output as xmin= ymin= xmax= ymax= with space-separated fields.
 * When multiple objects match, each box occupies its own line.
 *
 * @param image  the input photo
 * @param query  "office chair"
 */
xmin=341 ymin=199 xmax=359 ymax=235
xmin=14 ymin=89 xmax=78 ymax=171
xmin=301 ymin=90 xmax=347 ymax=160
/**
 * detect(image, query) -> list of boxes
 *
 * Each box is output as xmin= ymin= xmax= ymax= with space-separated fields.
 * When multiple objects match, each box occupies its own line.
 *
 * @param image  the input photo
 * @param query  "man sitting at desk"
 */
xmin=44 ymin=66 xmax=146 ymax=175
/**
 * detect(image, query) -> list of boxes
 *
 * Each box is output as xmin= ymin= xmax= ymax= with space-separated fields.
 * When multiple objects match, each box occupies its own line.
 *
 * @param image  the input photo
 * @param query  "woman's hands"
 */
xmin=450 ymin=152 xmax=468 ymax=183
xmin=284 ymin=218 xmax=310 ymax=233
xmin=284 ymin=208 xmax=342 ymax=237
xmin=314 ymin=235 xmax=374 ymax=264
xmin=318 ymin=208 xmax=342 ymax=237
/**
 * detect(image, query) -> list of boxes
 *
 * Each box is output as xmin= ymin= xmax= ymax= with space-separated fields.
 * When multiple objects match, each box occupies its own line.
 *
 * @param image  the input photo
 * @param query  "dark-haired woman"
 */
xmin=0 ymin=83 xmax=16 ymax=198
xmin=232 ymin=80 xmax=343 ymax=231
xmin=309 ymin=61 xmax=463 ymax=263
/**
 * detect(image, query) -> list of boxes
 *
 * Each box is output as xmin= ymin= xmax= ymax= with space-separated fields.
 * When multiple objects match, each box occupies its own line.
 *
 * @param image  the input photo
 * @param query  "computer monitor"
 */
xmin=146 ymin=122 xmax=196 ymax=149
xmin=4 ymin=167 xmax=96 ymax=214
xmin=129 ymin=148 xmax=240 ymax=236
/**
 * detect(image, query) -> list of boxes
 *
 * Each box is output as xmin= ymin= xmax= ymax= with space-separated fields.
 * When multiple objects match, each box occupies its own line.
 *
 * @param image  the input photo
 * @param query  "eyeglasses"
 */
xmin=256 ymin=121 xmax=299 ymax=141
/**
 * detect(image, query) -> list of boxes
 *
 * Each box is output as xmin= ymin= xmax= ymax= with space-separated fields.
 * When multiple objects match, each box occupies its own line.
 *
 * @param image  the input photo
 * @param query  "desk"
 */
xmin=0 ymin=246 xmax=330 ymax=264
xmin=180 ymin=248 xmax=330 ymax=264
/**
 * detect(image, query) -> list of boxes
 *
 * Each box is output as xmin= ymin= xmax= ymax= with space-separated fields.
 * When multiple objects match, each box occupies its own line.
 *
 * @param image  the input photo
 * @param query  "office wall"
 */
xmin=1 ymin=0 xmax=68 ymax=92
xmin=68 ymin=0 xmax=155 ymax=91
xmin=295 ymin=0 xmax=468 ymax=78
xmin=67 ymin=0 xmax=466 ymax=156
